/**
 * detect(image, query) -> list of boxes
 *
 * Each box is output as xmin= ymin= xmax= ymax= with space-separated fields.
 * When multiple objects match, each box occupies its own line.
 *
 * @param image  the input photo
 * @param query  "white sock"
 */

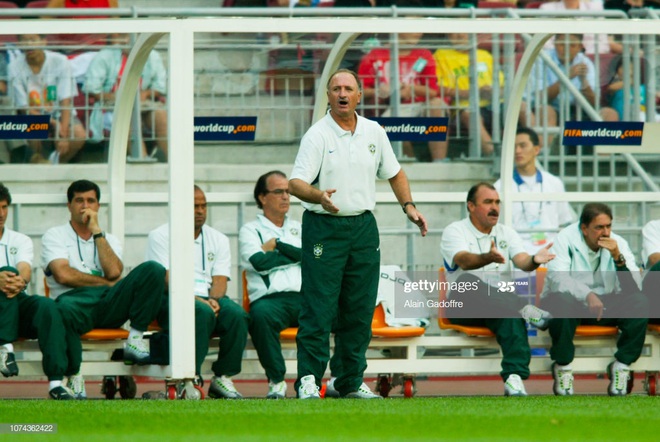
xmin=128 ymin=328 xmax=144 ymax=341
xmin=49 ymin=380 xmax=62 ymax=390
xmin=557 ymin=364 xmax=572 ymax=371
xmin=2 ymin=343 xmax=14 ymax=352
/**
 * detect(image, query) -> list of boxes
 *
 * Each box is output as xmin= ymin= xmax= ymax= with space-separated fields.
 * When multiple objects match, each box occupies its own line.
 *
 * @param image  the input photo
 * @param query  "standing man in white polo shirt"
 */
xmin=494 ymin=127 xmax=576 ymax=255
xmin=440 ymin=182 xmax=555 ymax=396
xmin=289 ymin=69 xmax=428 ymax=399
xmin=146 ymin=185 xmax=249 ymax=399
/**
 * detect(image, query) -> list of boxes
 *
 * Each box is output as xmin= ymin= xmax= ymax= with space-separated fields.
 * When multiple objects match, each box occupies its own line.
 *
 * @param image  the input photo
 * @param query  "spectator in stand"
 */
xmin=606 ymin=55 xmax=660 ymax=122
xmin=83 ymin=33 xmax=168 ymax=161
xmin=434 ymin=32 xmax=508 ymax=157
xmin=539 ymin=0 xmax=622 ymax=54
xmin=8 ymin=34 xmax=87 ymax=163
xmin=528 ymin=34 xmax=619 ymax=125
xmin=46 ymin=0 xmax=118 ymax=14
xmin=358 ymin=32 xmax=449 ymax=161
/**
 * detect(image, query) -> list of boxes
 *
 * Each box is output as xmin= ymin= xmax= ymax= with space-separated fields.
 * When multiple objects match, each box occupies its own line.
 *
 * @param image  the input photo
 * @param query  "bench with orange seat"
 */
xmin=436 ymin=267 xmax=660 ymax=392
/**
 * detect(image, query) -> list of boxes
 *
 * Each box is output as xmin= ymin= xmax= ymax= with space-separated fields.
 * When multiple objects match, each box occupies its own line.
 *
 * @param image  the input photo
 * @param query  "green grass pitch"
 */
xmin=1 ymin=396 xmax=658 ymax=441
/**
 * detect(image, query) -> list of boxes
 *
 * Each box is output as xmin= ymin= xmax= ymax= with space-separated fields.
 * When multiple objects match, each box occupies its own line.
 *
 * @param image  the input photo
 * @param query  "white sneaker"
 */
xmin=66 ymin=374 xmax=87 ymax=399
xmin=208 ymin=375 xmax=243 ymax=399
xmin=124 ymin=337 xmax=150 ymax=365
xmin=520 ymin=304 xmax=553 ymax=331
xmin=266 ymin=380 xmax=287 ymax=399
xmin=0 ymin=347 xmax=19 ymax=377
xmin=552 ymin=363 xmax=574 ymax=396
xmin=344 ymin=382 xmax=383 ymax=399
xmin=297 ymin=374 xmax=320 ymax=399
xmin=504 ymin=374 xmax=528 ymax=396
xmin=607 ymin=361 xmax=630 ymax=396
xmin=325 ymin=377 xmax=340 ymax=398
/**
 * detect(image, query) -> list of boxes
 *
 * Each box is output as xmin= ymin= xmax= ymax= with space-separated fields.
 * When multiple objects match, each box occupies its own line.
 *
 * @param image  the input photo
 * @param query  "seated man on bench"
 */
xmin=0 ymin=183 xmax=75 ymax=400
xmin=441 ymin=182 xmax=555 ymax=396
xmin=540 ymin=203 xmax=648 ymax=396
xmin=42 ymin=179 xmax=166 ymax=399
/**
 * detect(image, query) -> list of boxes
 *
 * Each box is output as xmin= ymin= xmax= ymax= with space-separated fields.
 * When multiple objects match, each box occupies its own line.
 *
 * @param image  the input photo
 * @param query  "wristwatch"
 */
xmin=93 ymin=231 xmax=106 ymax=241
xmin=402 ymin=201 xmax=416 ymax=214
xmin=615 ymin=254 xmax=626 ymax=267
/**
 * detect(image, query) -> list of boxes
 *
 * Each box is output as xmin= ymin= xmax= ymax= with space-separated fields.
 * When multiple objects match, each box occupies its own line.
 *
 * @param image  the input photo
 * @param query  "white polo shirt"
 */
xmin=440 ymin=217 xmax=526 ymax=290
xmin=145 ymin=223 xmax=231 ymax=299
xmin=494 ymin=169 xmax=576 ymax=255
xmin=642 ymin=219 xmax=660 ymax=267
xmin=239 ymin=214 xmax=302 ymax=304
xmin=0 ymin=228 xmax=33 ymax=268
xmin=290 ymin=111 xmax=401 ymax=216
xmin=41 ymin=223 xmax=123 ymax=299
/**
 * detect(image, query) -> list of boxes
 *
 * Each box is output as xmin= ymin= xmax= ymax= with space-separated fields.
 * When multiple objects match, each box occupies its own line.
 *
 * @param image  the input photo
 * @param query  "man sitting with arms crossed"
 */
xmin=0 ymin=183 xmax=76 ymax=399
xmin=42 ymin=179 xmax=166 ymax=399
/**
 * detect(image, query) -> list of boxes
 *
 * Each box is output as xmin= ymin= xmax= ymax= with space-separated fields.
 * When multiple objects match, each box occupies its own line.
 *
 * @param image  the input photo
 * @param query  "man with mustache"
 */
xmin=440 ymin=182 xmax=555 ymax=396
xmin=540 ymin=203 xmax=647 ymax=396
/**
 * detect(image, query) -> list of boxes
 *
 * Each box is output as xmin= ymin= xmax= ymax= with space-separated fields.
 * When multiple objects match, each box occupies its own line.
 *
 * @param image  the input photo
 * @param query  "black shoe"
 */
xmin=49 ymin=386 xmax=75 ymax=400
xmin=0 ymin=349 xmax=18 ymax=377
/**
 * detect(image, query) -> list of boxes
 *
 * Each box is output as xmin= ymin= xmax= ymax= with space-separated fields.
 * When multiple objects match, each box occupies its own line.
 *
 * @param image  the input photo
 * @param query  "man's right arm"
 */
xmin=47 ymin=258 xmax=113 ymax=288
xmin=239 ymin=225 xmax=299 ymax=273
xmin=452 ymin=240 xmax=505 ymax=271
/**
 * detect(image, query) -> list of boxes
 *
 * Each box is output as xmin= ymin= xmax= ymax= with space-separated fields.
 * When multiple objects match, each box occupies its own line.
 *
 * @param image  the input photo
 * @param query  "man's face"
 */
xmin=259 ymin=174 xmax=290 ymax=219
xmin=468 ymin=186 xmax=500 ymax=232
xmin=68 ymin=190 xmax=100 ymax=225
xmin=19 ymin=34 xmax=46 ymax=61
xmin=514 ymin=133 xmax=541 ymax=170
xmin=555 ymin=35 xmax=582 ymax=63
xmin=448 ymin=33 xmax=469 ymax=48
xmin=581 ymin=213 xmax=612 ymax=251
xmin=327 ymin=72 xmax=361 ymax=119
xmin=0 ymin=200 xmax=8 ymax=231
xmin=194 ymin=188 xmax=207 ymax=232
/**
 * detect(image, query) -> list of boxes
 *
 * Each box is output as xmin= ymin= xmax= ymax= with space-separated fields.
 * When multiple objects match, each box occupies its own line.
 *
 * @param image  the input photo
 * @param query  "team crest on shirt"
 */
xmin=313 ymin=243 xmax=323 ymax=258
xmin=290 ymin=228 xmax=299 ymax=236
xmin=368 ymin=144 xmax=376 ymax=154
xmin=498 ymin=240 xmax=508 ymax=250
xmin=9 ymin=247 xmax=17 ymax=255
xmin=207 ymin=252 xmax=215 ymax=262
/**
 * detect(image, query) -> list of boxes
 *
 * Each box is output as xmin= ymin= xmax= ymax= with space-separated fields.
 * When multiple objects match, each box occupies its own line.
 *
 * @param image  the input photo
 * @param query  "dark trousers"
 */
xmin=449 ymin=273 xmax=531 ymax=381
xmin=541 ymin=291 xmax=649 ymax=365
xmin=56 ymin=261 xmax=166 ymax=374
xmin=295 ymin=211 xmax=380 ymax=396
xmin=249 ymin=291 xmax=300 ymax=383
xmin=1 ymin=265 xmax=71 ymax=380
xmin=158 ymin=295 xmax=248 ymax=376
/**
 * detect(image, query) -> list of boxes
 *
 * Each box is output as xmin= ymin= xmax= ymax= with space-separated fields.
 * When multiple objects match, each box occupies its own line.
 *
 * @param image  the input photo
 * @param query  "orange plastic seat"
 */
xmin=242 ymin=270 xmax=298 ymax=340
xmin=80 ymin=329 xmax=129 ymax=340
xmin=371 ymin=303 xmax=426 ymax=338
xmin=648 ymin=324 xmax=660 ymax=333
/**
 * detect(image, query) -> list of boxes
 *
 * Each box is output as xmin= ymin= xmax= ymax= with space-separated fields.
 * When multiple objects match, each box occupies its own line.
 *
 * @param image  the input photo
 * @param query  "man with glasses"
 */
xmin=0 ymin=183 xmax=76 ymax=399
xmin=239 ymin=171 xmax=302 ymax=399
xmin=146 ymin=185 xmax=249 ymax=399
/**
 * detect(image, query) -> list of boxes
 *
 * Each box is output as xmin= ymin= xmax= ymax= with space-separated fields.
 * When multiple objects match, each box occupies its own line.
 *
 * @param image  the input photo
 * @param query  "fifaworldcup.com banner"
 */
xmin=193 ymin=116 xmax=257 ymax=142
xmin=373 ymin=117 xmax=449 ymax=142
xmin=0 ymin=115 xmax=50 ymax=139
xmin=562 ymin=121 xmax=644 ymax=146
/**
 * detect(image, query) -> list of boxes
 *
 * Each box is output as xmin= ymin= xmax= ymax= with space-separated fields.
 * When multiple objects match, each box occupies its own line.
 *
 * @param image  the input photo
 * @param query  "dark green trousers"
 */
xmin=0 ymin=266 xmax=70 ymax=380
xmin=541 ymin=291 xmax=648 ymax=365
xmin=295 ymin=211 xmax=380 ymax=396
xmin=249 ymin=291 xmax=299 ymax=383
xmin=158 ymin=295 xmax=248 ymax=376
xmin=449 ymin=273 xmax=530 ymax=381
xmin=56 ymin=261 xmax=166 ymax=374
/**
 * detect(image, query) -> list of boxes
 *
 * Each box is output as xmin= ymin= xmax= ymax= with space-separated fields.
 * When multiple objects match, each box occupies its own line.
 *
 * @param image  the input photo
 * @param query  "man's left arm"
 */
xmin=388 ymin=169 xmax=428 ymax=237
xmin=512 ymin=242 xmax=556 ymax=272
xmin=208 ymin=275 xmax=227 ymax=301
